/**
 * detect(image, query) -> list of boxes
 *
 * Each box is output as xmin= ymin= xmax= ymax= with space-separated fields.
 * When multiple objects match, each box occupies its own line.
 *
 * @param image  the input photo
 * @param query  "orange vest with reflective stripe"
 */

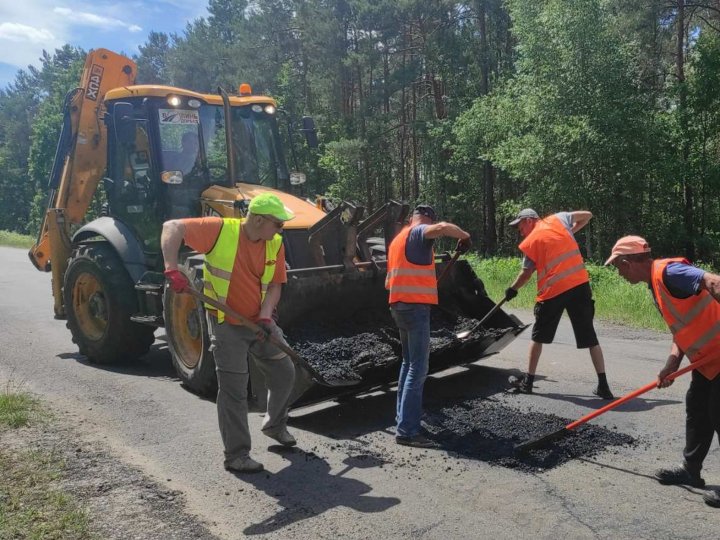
xmin=385 ymin=225 xmax=438 ymax=305
xmin=519 ymin=215 xmax=589 ymax=302
xmin=651 ymin=258 xmax=720 ymax=380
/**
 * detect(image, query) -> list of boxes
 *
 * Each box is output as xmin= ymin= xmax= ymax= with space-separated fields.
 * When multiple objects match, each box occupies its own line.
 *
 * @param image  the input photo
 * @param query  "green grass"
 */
xmin=0 ymin=390 xmax=40 ymax=428
xmin=466 ymin=254 xmax=667 ymax=331
xmin=0 ymin=449 xmax=94 ymax=539
xmin=0 ymin=387 xmax=95 ymax=539
xmin=0 ymin=230 xmax=34 ymax=249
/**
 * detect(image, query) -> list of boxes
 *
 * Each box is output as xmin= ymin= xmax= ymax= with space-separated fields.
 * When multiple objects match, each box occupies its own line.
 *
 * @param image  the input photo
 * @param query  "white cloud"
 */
xmin=53 ymin=7 xmax=142 ymax=32
xmin=0 ymin=22 xmax=55 ymax=44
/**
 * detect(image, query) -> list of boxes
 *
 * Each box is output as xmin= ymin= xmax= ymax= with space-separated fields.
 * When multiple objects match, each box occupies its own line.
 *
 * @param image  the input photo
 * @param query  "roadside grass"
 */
xmin=0 ymin=385 xmax=94 ymax=539
xmin=467 ymin=255 xmax=667 ymax=331
xmin=0 ymin=230 xmax=34 ymax=249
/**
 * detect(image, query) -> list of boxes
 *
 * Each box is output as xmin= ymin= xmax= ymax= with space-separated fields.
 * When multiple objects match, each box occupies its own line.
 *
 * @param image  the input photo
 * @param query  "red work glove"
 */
xmin=256 ymin=317 xmax=275 ymax=342
xmin=164 ymin=269 xmax=190 ymax=293
xmin=456 ymin=237 xmax=472 ymax=254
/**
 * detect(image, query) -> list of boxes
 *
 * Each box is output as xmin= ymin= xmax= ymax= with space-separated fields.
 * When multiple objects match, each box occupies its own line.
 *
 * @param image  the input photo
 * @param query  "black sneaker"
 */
xmin=507 ymin=374 xmax=533 ymax=394
xmin=395 ymin=434 xmax=437 ymax=448
xmin=703 ymin=489 xmax=720 ymax=508
xmin=593 ymin=385 xmax=614 ymax=400
xmin=654 ymin=465 xmax=705 ymax=488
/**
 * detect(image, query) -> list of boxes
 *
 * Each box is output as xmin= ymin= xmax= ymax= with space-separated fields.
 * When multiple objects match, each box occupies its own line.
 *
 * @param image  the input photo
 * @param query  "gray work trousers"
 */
xmin=209 ymin=316 xmax=295 ymax=463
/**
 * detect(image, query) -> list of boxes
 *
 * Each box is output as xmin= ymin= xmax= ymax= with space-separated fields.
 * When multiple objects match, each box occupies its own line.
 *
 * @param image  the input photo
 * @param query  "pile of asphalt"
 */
xmin=424 ymin=398 xmax=634 ymax=472
xmin=286 ymin=307 xmax=501 ymax=381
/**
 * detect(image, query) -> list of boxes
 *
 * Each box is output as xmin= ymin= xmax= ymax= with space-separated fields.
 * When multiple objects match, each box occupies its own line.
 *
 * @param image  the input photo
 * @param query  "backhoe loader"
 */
xmin=28 ymin=49 xmax=526 ymax=407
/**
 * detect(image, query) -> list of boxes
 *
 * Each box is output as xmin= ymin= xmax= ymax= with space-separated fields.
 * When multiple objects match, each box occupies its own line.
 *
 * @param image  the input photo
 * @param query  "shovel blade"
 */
xmin=515 ymin=427 xmax=572 ymax=453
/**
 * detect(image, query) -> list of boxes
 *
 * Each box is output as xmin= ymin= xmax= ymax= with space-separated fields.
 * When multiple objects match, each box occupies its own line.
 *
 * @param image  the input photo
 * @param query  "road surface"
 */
xmin=1 ymin=246 xmax=718 ymax=538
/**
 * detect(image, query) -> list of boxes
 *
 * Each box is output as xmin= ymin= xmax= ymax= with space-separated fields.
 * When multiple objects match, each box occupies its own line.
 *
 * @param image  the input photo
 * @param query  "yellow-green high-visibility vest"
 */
xmin=203 ymin=218 xmax=283 ymax=323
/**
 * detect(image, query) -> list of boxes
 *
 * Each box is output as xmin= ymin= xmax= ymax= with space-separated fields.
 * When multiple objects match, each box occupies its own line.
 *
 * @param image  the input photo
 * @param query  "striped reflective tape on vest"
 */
xmin=537 ymin=248 xmax=583 ymax=282
xmin=685 ymin=321 xmax=720 ymax=359
xmin=203 ymin=280 xmax=228 ymax=305
xmin=386 ymin=268 xmax=437 ymax=279
xmin=538 ymin=262 xmax=587 ymax=296
xmin=389 ymin=285 xmax=438 ymax=294
xmin=204 ymin=261 xmax=233 ymax=281
xmin=659 ymin=288 xmax=714 ymax=334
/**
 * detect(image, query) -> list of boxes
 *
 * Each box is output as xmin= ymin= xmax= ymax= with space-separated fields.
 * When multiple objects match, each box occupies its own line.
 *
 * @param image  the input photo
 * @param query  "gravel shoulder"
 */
xmin=0 ymin=398 xmax=218 ymax=540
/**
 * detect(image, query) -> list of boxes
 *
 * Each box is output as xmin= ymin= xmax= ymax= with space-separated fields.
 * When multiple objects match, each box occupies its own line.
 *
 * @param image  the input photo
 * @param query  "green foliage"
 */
xmin=0 ymin=0 xmax=719 ymax=265
xmin=0 ymin=230 xmax=34 ymax=249
xmin=468 ymin=256 xmax=666 ymax=331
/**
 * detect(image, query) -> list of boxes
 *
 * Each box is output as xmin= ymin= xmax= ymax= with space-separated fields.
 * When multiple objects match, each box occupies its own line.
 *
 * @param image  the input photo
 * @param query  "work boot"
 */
xmin=224 ymin=456 xmax=264 ymax=474
xmin=507 ymin=374 xmax=533 ymax=394
xmin=395 ymin=434 xmax=437 ymax=448
xmin=263 ymin=427 xmax=297 ymax=447
xmin=593 ymin=384 xmax=614 ymax=400
xmin=654 ymin=465 xmax=705 ymax=488
xmin=703 ymin=489 xmax=720 ymax=508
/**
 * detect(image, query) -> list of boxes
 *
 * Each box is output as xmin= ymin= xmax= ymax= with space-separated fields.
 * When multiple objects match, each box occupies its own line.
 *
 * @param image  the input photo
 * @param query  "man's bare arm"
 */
xmin=569 ymin=210 xmax=593 ymax=234
xmin=423 ymin=222 xmax=470 ymax=240
xmin=700 ymin=271 xmax=720 ymax=302
xmin=259 ymin=283 xmax=282 ymax=320
xmin=161 ymin=220 xmax=186 ymax=271
xmin=509 ymin=267 xmax=534 ymax=292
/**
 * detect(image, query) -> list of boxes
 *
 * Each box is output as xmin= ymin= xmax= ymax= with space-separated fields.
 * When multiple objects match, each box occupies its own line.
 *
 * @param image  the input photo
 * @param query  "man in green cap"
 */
xmin=161 ymin=192 xmax=297 ymax=474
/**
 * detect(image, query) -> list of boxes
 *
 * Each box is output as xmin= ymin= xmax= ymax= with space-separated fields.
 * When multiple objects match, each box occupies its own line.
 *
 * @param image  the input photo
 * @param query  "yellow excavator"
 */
xmin=29 ymin=49 xmax=526 ymax=407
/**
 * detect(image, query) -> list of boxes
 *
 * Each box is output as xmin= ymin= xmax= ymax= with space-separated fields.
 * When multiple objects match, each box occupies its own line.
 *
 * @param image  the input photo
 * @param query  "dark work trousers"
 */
xmin=683 ymin=369 xmax=720 ymax=474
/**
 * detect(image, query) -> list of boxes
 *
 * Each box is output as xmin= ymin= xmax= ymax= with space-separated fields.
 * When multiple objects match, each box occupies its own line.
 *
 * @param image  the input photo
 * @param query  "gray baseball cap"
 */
xmin=509 ymin=208 xmax=539 ymax=226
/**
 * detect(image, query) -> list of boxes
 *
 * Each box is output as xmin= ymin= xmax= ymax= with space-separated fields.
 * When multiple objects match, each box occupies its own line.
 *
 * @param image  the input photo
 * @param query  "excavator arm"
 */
xmin=28 ymin=49 xmax=136 ymax=317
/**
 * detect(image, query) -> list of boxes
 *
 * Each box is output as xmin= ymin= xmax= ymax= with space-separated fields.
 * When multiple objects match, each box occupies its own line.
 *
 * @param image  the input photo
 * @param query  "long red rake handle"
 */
xmin=516 ymin=355 xmax=714 ymax=452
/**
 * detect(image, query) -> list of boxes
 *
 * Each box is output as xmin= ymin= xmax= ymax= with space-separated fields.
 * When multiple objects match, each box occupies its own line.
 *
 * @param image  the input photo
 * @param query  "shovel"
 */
xmin=437 ymin=248 xmax=462 ymax=284
xmin=456 ymin=298 xmax=508 ymax=339
xmin=185 ymin=288 xmax=360 ymax=387
xmin=515 ymin=356 xmax=714 ymax=453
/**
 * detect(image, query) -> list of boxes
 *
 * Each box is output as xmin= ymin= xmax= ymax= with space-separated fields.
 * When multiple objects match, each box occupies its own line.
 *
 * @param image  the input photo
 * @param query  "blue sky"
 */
xmin=0 ymin=1 xmax=208 ymax=89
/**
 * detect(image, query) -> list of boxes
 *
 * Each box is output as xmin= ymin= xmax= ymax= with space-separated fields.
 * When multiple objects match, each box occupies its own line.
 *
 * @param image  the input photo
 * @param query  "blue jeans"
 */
xmin=391 ymin=303 xmax=431 ymax=437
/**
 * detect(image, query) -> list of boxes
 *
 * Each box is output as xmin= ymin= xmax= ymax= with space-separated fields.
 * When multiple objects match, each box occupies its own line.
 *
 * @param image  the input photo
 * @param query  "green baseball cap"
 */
xmin=248 ymin=193 xmax=295 ymax=221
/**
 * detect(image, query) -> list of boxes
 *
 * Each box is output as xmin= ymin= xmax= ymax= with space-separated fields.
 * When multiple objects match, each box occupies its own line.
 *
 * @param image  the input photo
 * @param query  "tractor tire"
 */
xmin=163 ymin=263 xmax=217 ymax=397
xmin=64 ymin=243 xmax=155 ymax=363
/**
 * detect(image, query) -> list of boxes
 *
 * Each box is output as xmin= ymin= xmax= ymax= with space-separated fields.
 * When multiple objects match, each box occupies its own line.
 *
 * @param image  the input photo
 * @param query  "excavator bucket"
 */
xmin=248 ymin=257 xmax=527 ymax=409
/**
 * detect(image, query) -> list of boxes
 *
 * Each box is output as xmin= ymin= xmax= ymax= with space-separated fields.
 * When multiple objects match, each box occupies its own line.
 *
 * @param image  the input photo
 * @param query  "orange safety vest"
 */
xmin=385 ymin=225 xmax=438 ymax=305
xmin=519 ymin=215 xmax=589 ymax=302
xmin=651 ymin=258 xmax=720 ymax=380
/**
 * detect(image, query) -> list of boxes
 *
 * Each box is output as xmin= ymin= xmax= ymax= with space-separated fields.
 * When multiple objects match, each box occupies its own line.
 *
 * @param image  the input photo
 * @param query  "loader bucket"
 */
xmin=250 ymin=258 xmax=527 ymax=409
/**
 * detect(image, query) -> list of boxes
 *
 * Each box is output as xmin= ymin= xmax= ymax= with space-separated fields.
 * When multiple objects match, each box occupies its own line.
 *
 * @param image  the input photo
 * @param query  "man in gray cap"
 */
xmin=503 ymin=208 xmax=613 ymax=399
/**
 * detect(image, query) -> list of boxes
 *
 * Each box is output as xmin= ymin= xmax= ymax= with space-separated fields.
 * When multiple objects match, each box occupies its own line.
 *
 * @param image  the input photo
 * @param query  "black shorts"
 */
xmin=531 ymin=282 xmax=599 ymax=348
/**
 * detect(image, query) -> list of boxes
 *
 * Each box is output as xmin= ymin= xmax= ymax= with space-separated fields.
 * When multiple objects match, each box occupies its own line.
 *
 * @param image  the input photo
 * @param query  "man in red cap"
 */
xmin=161 ymin=193 xmax=297 ymax=474
xmin=504 ymin=209 xmax=613 ymax=399
xmin=606 ymin=235 xmax=720 ymax=508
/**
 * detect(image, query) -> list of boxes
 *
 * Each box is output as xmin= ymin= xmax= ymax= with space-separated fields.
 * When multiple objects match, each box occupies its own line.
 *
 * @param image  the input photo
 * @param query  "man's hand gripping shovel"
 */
xmin=182 ymin=287 xmax=360 ymax=388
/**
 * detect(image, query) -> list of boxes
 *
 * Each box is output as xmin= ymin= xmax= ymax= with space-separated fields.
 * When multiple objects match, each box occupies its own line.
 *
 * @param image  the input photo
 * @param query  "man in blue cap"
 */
xmin=161 ymin=193 xmax=297 ymax=473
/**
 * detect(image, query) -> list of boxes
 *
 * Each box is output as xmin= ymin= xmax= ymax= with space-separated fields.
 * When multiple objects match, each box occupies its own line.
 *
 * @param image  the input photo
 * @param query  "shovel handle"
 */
xmin=437 ymin=250 xmax=462 ymax=284
xmin=565 ymin=356 xmax=714 ymax=431
xmin=516 ymin=356 xmax=714 ymax=452
xmin=183 ymin=288 xmax=358 ymax=387
xmin=460 ymin=298 xmax=507 ymax=338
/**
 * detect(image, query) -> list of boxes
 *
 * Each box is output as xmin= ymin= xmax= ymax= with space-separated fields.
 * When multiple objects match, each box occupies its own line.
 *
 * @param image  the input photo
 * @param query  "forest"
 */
xmin=1 ymin=0 xmax=719 ymax=263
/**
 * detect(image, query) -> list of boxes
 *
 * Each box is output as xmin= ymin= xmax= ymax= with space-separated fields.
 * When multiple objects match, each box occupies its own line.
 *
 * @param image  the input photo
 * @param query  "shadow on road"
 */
xmin=537 ymin=392 xmax=680 ymax=412
xmin=56 ymin=342 xmax=178 ymax=380
xmin=240 ymin=447 xmax=399 ymax=535
xmin=290 ymin=363 xmax=514 ymax=439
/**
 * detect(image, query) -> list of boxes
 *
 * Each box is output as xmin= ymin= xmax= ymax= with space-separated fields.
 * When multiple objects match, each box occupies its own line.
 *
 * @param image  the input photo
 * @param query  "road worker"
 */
xmin=386 ymin=204 xmax=471 ymax=448
xmin=161 ymin=193 xmax=296 ymax=474
xmin=606 ymin=235 xmax=720 ymax=508
xmin=504 ymin=208 xmax=614 ymax=399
